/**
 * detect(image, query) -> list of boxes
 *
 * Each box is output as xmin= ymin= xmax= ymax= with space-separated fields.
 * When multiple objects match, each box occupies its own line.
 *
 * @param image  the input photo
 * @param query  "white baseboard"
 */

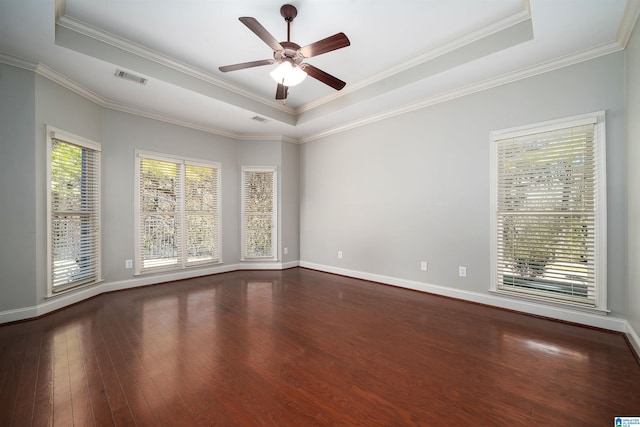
xmin=0 ymin=305 xmax=41 ymax=324
xmin=299 ymin=261 xmax=629 ymax=333
xmin=0 ymin=260 xmax=300 ymax=324
xmin=281 ymin=260 xmax=301 ymax=269
xmin=626 ymin=321 xmax=640 ymax=359
xmin=235 ymin=260 xmax=300 ymax=270
xmin=1 ymin=259 xmax=633 ymax=342
xmin=4 ymin=259 xmax=636 ymax=356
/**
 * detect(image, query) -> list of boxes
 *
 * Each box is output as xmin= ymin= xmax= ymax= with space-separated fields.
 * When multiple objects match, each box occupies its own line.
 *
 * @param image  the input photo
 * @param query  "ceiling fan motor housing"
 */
xmin=275 ymin=41 xmax=304 ymax=64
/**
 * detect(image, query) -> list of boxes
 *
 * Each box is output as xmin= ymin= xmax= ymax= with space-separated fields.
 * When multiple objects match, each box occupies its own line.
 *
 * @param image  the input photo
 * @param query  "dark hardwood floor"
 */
xmin=1 ymin=267 xmax=638 ymax=426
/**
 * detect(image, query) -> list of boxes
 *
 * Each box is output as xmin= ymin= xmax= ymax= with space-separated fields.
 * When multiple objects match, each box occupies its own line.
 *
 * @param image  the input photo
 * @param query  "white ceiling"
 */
xmin=0 ymin=0 xmax=636 ymax=141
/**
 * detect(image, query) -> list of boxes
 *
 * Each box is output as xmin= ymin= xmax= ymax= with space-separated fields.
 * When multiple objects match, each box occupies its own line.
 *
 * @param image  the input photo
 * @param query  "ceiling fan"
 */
xmin=218 ymin=4 xmax=350 ymax=100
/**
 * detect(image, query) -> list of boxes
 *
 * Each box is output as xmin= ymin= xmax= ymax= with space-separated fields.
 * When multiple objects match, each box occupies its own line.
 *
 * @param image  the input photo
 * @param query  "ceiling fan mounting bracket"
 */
xmin=280 ymin=4 xmax=298 ymax=22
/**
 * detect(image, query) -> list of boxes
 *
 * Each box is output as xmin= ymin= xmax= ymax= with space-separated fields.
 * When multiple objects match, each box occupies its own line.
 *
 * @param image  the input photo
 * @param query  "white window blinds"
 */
xmin=185 ymin=164 xmax=219 ymax=264
xmin=242 ymin=167 xmax=277 ymax=260
xmin=492 ymin=114 xmax=606 ymax=309
xmin=48 ymin=128 xmax=101 ymax=293
xmin=136 ymin=152 xmax=220 ymax=274
xmin=138 ymin=157 xmax=182 ymax=271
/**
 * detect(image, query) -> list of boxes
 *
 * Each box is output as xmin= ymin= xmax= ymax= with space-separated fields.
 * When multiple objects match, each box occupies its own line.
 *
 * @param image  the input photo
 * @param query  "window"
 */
xmin=135 ymin=151 xmax=220 ymax=274
xmin=47 ymin=127 xmax=101 ymax=294
xmin=241 ymin=167 xmax=277 ymax=260
xmin=490 ymin=112 xmax=606 ymax=310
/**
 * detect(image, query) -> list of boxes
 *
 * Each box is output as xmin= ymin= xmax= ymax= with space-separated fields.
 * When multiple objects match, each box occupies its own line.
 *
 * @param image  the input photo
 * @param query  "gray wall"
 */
xmin=0 ymin=64 xmax=300 ymax=314
xmin=34 ymin=75 xmax=103 ymax=303
xmin=627 ymin=18 xmax=640 ymax=335
xmin=281 ymin=141 xmax=300 ymax=263
xmin=300 ymin=52 xmax=627 ymax=317
xmin=101 ymin=109 xmax=240 ymax=282
xmin=0 ymin=64 xmax=36 ymax=311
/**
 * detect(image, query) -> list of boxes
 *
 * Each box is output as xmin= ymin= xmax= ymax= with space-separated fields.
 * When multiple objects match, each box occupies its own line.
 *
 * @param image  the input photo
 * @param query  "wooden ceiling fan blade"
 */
xmin=275 ymin=83 xmax=288 ymax=100
xmin=300 ymin=64 xmax=346 ymax=91
xmin=219 ymin=59 xmax=275 ymax=72
xmin=239 ymin=17 xmax=284 ymax=52
xmin=299 ymin=33 xmax=350 ymax=58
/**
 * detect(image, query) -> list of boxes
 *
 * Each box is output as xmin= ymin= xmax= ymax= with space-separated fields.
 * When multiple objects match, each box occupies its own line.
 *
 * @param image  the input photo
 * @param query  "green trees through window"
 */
xmin=49 ymin=131 xmax=101 ymax=292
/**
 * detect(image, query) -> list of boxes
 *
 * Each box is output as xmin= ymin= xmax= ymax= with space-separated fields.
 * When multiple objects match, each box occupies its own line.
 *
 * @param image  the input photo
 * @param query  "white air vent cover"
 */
xmin=114 ymin=69 xmax=148 ymax=85
xmin=251 ymin=116 xmax=269 ymax=123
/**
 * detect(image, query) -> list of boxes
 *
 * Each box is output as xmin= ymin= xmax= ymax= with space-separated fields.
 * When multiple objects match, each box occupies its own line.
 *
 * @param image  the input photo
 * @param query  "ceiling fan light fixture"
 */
xmin=219 ymin=4 xmax=349 ymax=100
xmin=270 ymin=61 xmax=307 ymax=86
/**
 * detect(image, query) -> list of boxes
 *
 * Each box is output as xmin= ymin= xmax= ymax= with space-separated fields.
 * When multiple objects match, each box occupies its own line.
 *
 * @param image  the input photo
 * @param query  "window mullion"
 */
xmin=136 ymin=150 xmax=220 ymax=274
xmin=178 ymin=161 xmax=186 ymax=269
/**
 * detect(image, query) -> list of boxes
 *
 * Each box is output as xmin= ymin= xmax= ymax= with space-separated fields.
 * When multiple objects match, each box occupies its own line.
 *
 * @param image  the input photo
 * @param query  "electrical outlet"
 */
xmin=459 ymin=266 xmax=467 ymax=277
xmin=420 ymin=261 xmax=428 ymax=271
xmin=338 ymin=250 xmax=343 ymax=259
xmin=125 ymin=259 xmax=133 ymax=269
xmin=284 ymin=247 xmax=288 ymax=255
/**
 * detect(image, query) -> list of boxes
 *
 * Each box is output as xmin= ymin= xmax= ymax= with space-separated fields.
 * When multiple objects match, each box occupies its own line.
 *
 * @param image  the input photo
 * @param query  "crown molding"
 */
xmin=617 ymin=0 xmax=640 ymax=48
xmin=103 ymin=100 xmax=241 ymax=139
xmin=295 ymin=2 xmax=532 ymax=115
xmin=234 ymin=134 xmax=300 ymax=143
xmin=300 ymin=41 xmax=623 ymax=144
xmin=0 ymin=52 xmax=38 ymax=71
xmin=57 ymin=2 xmax=534 ymax=120
xmin=8 ymin=0 xmax=630 ymax=147
xmin=281 ymin=135 xmax=300 ymax=144
xmin=56 ymin=15 xmax=295 ymax=116
xmin=36 ymin=63 xmax=105 ymax=104
xmin=25 ymin=37 xmax=624 ymax=146
xmin=36 ymin=59 xmax=297 ymax=142
xmin=35 ymin=61 xmax=248 ymax=139
xmin=100 ymin=99 xmax=297 ymax=142
xmin=53 ymin=0 xmax=633 ymax=123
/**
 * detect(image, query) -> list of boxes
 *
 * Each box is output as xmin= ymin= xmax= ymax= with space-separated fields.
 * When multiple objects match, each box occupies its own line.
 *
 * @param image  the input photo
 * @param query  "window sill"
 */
xmin=135 ymin=261 xmax=223 ymax=276
xmin=46 ymin=279 xmax=104 ymax=300
xmin=489 ymin=289 xmax=610 ymax=316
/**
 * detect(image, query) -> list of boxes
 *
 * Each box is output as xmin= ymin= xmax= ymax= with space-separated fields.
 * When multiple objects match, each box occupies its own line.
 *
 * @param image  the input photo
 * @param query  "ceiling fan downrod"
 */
xmin=280 ymin=4 xmax=297 ymax=42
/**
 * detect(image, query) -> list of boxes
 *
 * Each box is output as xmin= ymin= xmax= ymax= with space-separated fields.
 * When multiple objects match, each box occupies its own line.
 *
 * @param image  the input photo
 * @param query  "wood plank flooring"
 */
xmin=1 ymin=267 xmax=638 ymax=426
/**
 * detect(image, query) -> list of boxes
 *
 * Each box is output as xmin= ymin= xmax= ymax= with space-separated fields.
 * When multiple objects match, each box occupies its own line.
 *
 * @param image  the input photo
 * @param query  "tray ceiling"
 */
xmin=0 ymin=0 xmax=635 ymax=141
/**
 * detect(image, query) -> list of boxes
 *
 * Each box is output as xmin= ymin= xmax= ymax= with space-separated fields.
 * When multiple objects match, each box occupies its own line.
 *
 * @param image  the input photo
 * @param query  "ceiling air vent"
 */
xmin=114 ymin=69 xmax=148 ymax=85
xmin=251 ymin=116 xmax=269 ymax=123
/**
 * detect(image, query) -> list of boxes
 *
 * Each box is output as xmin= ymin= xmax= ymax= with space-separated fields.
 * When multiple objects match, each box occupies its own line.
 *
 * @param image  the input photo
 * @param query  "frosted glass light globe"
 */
xmin=270 ymin=62 xmax=307 ymax=86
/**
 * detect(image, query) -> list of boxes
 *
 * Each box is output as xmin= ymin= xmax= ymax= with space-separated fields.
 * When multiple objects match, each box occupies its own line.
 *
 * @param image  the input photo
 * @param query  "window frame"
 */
xmin=134 ymin=150 xmax=221 ymax=275
xmin=241 ymin=166 xmax=278 ymax=261
xmin=46 ymin=126 xmax=102 ymax=296
xmin=489 ymin=112 xmax=607 ymax=312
